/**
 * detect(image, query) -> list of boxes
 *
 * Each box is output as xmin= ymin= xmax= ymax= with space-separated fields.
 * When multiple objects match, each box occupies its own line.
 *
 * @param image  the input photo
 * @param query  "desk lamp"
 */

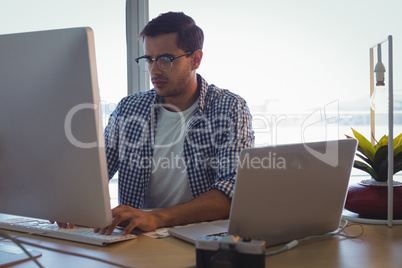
xmin=344 ymin=35 xmax=401 ymax=226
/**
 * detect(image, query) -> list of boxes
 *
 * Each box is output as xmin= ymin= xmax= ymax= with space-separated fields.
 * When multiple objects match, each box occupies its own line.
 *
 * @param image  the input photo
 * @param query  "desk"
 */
xmin=1 ymin=222 xmax=402 ymax=268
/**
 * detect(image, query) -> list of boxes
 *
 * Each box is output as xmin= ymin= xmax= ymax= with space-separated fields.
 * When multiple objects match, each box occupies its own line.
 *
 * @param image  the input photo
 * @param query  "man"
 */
xmin=97 ymin=11 xmax=254 ymax=236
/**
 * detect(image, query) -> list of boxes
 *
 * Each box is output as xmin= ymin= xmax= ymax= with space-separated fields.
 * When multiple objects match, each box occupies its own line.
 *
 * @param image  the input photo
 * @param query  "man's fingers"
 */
xmin=96 ymin=227 xmax=108 ymax=234
xmin=55 ymin=222 xmax=75 ymax=229
xmin=122 ymin=219 xmax=139 ymax=236
xmin=105 ymin=212 xmax=127 ymax=235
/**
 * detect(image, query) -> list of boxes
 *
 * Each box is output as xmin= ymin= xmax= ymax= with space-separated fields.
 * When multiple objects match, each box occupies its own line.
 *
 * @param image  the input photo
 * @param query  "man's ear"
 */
xmin=191 ymin=49 xmax=203 ymax=70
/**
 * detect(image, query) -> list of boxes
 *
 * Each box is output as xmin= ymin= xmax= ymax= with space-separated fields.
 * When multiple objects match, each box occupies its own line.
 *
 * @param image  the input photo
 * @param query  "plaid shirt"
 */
xmin=105 ymin=74 xmax=254 ymax=208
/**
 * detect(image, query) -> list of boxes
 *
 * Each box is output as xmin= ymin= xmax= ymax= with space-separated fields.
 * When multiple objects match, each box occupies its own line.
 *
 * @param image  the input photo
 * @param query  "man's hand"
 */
xmin=51 ymin=190 xmax=230 ymax=236
xmin=94 ymin=205 xmax=162 ymax=236
xmin=49 ymin=221 xmax=75 ymax=229
xmin=95 ymin=189 xmax=231 ymax=236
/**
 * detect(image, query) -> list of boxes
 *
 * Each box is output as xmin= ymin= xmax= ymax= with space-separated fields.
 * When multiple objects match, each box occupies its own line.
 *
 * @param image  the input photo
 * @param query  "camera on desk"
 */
xmin=196 ymin=234 xmax=265 ymax=268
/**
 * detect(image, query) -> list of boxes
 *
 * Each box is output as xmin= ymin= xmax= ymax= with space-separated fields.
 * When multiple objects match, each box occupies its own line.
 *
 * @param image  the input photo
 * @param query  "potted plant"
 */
xmin=344 ymin=128 xmax=402 ymax=218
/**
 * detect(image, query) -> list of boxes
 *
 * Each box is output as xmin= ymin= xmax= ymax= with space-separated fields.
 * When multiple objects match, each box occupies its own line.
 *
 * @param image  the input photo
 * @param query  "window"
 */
xmin=3 ymin=1 xmax=401 ymax=204
xmin=0 ymin=0 xmax=127 ymax=109
xmin=148 ymin=0 xmax=402 ymax=145
xmin=1 ymin=0 xmax=128 ymax=207
xmin=148 ymin=0 xmax=402 ymax=180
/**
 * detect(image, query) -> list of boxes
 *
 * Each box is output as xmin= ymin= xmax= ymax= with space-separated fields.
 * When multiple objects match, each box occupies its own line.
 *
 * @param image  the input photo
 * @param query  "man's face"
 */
xmin=143 ymin=33 xmax=195 ymax=99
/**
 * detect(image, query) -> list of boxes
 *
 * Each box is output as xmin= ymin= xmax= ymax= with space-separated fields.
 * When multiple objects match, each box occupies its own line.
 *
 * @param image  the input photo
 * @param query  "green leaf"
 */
xmin=351 ymin=128 xmax=375 ymax=161
xmin=394 ymin=132 xmax=402 ymax=156
xmin=395 ymin=165 xmax=402 ymax=174
xmin=375 ymin=135 xmax=388 ymax=150
xmin=377 ymin=160 xmax=389 ymax=182
xmin=374 ymin=145 xmax=388 ymax=167
xmin=353 ymin=160 xmax=378 ymax=179
xmin=394 ymin=151 xmax=402 ymax=175
xmin=395 ymin=151 xmax=402 ymax=163
xmin=346 ymin=129 xmax=402 ymax=181
xmin=355 ymin=152 xmax=375 ymax=169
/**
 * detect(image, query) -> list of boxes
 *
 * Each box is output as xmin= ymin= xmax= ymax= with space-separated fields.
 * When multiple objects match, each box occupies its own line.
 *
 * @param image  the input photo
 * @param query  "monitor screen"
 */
xmin=0 ymin=27 xmax=112 ymax=228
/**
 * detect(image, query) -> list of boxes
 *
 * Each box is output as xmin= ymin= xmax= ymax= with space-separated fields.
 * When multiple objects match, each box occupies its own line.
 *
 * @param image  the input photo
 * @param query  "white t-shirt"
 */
xmin=144 ymin=100 xmax=199 ymax=208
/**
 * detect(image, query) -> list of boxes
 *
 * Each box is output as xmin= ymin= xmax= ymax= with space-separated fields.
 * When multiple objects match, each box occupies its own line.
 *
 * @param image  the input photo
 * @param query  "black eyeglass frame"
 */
xmin=135 ymin=51 xmax=194 ymax=71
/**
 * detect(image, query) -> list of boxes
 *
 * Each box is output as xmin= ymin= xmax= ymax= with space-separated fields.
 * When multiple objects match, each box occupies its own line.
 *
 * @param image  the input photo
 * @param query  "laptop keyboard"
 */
xmin=0 ymin=217 xmax=137 ymax=246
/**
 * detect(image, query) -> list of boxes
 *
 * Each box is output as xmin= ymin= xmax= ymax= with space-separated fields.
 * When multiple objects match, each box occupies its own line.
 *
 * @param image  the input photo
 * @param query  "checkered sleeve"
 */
xmin=104 ymin=101 xmax=121 ymax=179
xmin=209 ymin=94 xmax=254 ymax=198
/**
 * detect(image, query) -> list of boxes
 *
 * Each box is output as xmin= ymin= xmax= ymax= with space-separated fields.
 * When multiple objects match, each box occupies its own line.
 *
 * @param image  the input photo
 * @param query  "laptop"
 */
xmin=168 ymin=139 xmax=358 ymax=247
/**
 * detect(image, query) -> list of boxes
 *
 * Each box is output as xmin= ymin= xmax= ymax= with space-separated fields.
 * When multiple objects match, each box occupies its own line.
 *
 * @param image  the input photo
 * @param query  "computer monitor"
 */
xmin=0 ymin=27 xmax=112 ymax=228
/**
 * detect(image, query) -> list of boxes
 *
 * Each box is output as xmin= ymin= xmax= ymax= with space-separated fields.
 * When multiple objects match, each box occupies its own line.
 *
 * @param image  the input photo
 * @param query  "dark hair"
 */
xmin=139 ymin=12 xmax=204 ymax=52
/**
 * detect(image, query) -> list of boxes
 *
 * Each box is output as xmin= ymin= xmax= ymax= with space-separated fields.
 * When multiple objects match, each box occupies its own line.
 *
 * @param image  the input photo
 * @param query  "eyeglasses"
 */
xmin=135 ymin=51 xmax=193 ymax=72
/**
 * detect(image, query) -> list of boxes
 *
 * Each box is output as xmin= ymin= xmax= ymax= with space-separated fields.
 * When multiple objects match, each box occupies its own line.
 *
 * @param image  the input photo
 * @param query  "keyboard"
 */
xmin=0 ymin=216 xmax=137 ymax=246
